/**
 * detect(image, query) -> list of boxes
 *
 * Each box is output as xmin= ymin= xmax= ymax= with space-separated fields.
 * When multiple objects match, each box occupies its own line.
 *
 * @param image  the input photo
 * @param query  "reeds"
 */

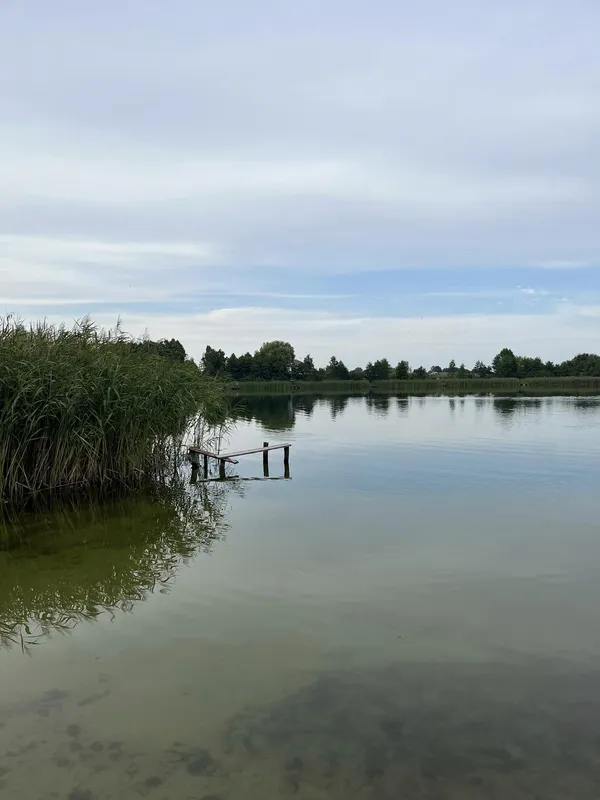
xmin=229 ymin=376 xmax=600 ymax=395
xmin=0 ymin=317 xmax=227 ymax=512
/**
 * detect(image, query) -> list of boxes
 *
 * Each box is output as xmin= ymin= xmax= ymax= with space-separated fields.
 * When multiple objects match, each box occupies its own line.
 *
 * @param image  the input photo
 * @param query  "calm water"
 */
xmin=2 ymin=394 xmax=600 ymax=799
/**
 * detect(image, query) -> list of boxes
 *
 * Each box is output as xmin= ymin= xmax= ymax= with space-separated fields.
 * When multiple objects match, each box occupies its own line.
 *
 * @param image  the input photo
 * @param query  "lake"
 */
xmin=2 ymin=393 xmax=600 ymax=799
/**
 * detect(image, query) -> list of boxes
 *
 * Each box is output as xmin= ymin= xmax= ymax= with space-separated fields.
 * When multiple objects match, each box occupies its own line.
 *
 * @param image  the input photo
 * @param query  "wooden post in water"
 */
xmin=263 ymin=442 xmax=269 ymax=478
xmin=284 ymin=445 xmax=290 ymax=479
xmin=203 ymin=454 xmax=208 ymax=479
xmin=190 ymin=450 xmax=200 ymax=469
xmin=219 ymin=458 xmax=226 ymax=480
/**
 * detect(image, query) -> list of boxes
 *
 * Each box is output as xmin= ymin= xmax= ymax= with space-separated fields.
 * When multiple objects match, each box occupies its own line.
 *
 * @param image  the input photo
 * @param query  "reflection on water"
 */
xmin=232 ymin=394 xmax=297 ymax=430
xmin=0 ymin=479 xmax=236 ymax=652
xmin=2 ymin=394 xmax=600 ymax=798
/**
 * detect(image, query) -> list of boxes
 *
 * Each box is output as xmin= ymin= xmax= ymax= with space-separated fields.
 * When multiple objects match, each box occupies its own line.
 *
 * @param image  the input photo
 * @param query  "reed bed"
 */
xmin=231 ymin=380 xmax=370 ymax=393
xmin=0 ymin=318 xmax=226 ymax=512
xmin=229 ymin=376 xmax=600 ymax=395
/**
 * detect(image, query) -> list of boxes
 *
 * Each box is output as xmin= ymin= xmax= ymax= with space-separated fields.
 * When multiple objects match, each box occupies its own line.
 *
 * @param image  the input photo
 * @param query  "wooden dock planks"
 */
xmin=219 ymin=443 xmax=292 ymax=459
xmin=187 ymin=446 xmax=238 ymax=464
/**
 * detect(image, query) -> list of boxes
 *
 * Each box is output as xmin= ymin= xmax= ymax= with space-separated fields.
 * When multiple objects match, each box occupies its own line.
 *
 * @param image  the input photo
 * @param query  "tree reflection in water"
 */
xmin=0 ymin=475 xmax=241 ymax=652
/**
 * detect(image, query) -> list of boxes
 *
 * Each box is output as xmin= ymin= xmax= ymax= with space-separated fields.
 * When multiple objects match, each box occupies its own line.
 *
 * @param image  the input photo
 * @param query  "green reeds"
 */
xmin=231 ymin=379 xmax=370 ymax=393
xmin=229 ymin=376 xmax=600 ymax=395
xmin=0 ymin=317 xmax=226 ymax=512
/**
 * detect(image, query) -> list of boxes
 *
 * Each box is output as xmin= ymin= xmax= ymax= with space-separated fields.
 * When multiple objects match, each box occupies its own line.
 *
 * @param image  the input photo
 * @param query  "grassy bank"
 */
xmin=230 ymin=376 xmax=600 ymax=394
xmin=0 ymin=318 xmax=226 ymax=513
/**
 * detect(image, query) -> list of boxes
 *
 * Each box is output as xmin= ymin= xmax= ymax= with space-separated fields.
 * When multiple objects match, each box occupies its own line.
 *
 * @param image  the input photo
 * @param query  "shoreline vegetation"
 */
xmin=0 ymin=318 xmax=226 ymax=515
xmin=229 ymin=376 xmax=600 ymax=394
xmin=201 ymin=341 xmax=600 ymax=384
xmin=4 ymin=319 xmax=600 ymax=514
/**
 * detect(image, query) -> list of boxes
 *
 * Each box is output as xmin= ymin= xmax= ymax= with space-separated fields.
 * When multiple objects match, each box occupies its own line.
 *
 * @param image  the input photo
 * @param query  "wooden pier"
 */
xmin=188 ymin=442 xmax=291 ymax=480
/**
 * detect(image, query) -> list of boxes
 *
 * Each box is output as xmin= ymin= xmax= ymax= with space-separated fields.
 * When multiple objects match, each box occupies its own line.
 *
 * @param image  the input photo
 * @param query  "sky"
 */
xmin=1 ymin=0 xmax=599 ymax=368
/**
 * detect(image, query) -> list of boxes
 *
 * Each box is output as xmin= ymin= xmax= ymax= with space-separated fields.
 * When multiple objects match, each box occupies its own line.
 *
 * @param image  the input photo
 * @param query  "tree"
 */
xmin=472 ymin=360 xmax=491 ymax=378
xmin=236 ymin=352 xmax=254 ymax=379
xmin=447 ymin=359 xmax=457 ymax=375
xmin=201 ymin=345 xmax=227 ymax=376
xmin=228 ymin=352 xmax=255 ymax=381
xmin=132 ymin=338 xmax=186 ymax=362
xmin=557 ymin=353 xmax=600 ymax=377
xmin=157 ymin=338 xmax=186 ymax=362
xmin=395 ymin=360 xmax=410 ymax=379
xmin=325 ymin=356 xmax=349 ymax=380
xmin=430 ymin=365 xmax=442 ymax=374
xmin=365 ymin=358 xmax=391 ymax=382
xmin=253 ymin=341 xmax=295 ymax=380
xmin=412 ymin=366 xmax=428 ymax=378
xmin=227 ymin=353 xmax=239 ymax=379
xmin=457 ymin=362 xmax=468 ymax=378
xmin=349 ymin=367 xmax=366 ymax=381
xmin=492 ymin=348 xmax=519 ymax=378
xmin=517 ymin=356 xmax=547 ymax=378
xmin=292 ymin=354 xmax=318 ymax=381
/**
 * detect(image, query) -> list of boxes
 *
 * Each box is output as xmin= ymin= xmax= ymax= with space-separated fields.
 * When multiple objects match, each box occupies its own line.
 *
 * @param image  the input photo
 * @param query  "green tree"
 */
xmin=430 ymin=365 xmax=442 ymax=374
xmin=365 ymin=358 xmax=391 ymax=382
xmin=292 ymin=354 xmax=318 ymax=381
xmin=472 ymin=360 xmax=491 ymax=378
xmin=132 ymin=338 xmax=186 ymax=362
xmin=157 ymin=338 xmax=186 ymax=362
xmin=253 ymin=341 xmax=295 ymax=380
xmin=557 ymin=353 xmax=600 ymax=377
xmin=236 ymin=352 xmax=254 ymax=379
xmin=447 ymin=359 xmax=457 ymax=375
xmin=457 ymin=362 xmax=468 ymax=378
xmin=227 ymin=353 xmax=239 ymax=379
xmin=395 ymin=360 xmax=410 ymax=379
xmin=412 ymin=366 xmax=428 ymax=378
xmin=326 ymin=356 xmax=350 ymax=380
xmin=201 ymin=345 xmax=227 ymax=376
xmin=349 ymin=367 xmax=366 ymax=381
xmin=492 ymin=348 xmax=519 ymax=378
xmin=517 ymin=356 xmax=547 ymax=378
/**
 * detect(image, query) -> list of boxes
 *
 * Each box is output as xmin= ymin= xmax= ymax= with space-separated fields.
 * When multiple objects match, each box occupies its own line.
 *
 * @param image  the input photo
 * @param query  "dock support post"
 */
xmin=263 ymin=442 xmax=269 ymax=478
xmin=283 ymin=445 xmax=290 ymax=479
xmin=219 ymin=459 xmax=226 ymax=480
xmin=203 ymin=454 xmax=208 ymax=479
xmin=190 ymin=450 xmax=200 ymax=469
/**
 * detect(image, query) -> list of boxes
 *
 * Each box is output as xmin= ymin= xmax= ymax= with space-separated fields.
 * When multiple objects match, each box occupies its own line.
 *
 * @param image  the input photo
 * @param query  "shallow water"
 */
xmin=2 ymin=394 xmax=600 ymax=798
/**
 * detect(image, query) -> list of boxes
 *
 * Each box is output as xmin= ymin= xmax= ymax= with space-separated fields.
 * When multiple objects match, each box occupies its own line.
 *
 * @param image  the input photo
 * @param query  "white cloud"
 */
xmin=530 ymin=260 xmax=593 ymax=270
xmin=0 ymin=1 xmax=598 ymax=272
xmin=0 ymin=234 xmax=220 ymax=304
xmin=0 ymin=234 xmax=218 ymax=268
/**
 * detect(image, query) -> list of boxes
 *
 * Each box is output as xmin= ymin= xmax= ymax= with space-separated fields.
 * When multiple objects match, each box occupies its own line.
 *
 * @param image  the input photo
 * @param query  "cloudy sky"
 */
xmin=1 ymin=0 xmax=599 ymax=367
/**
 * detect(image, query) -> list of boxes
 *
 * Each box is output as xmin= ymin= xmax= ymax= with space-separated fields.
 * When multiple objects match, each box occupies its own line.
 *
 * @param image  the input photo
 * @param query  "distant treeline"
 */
xmin=199 ymin=342 xmax=600 ymax=381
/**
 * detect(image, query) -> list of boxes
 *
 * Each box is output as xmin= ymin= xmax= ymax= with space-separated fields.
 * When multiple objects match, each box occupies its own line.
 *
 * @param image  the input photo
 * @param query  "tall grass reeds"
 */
xmin=0 ymin=317 xmax=226 ymax=513
xmin=230 ymin=376 xmax=600 ymax=395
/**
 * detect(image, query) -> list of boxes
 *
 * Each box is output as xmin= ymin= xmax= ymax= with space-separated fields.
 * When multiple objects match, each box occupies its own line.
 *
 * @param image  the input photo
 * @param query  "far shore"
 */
xmin=227 ymin=376 xmax=600 ymax=395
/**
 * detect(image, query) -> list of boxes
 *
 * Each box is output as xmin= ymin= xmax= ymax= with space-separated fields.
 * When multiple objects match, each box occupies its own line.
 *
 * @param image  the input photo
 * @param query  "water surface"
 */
xmin=2 ymin=394 xmax=600 ymax=799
